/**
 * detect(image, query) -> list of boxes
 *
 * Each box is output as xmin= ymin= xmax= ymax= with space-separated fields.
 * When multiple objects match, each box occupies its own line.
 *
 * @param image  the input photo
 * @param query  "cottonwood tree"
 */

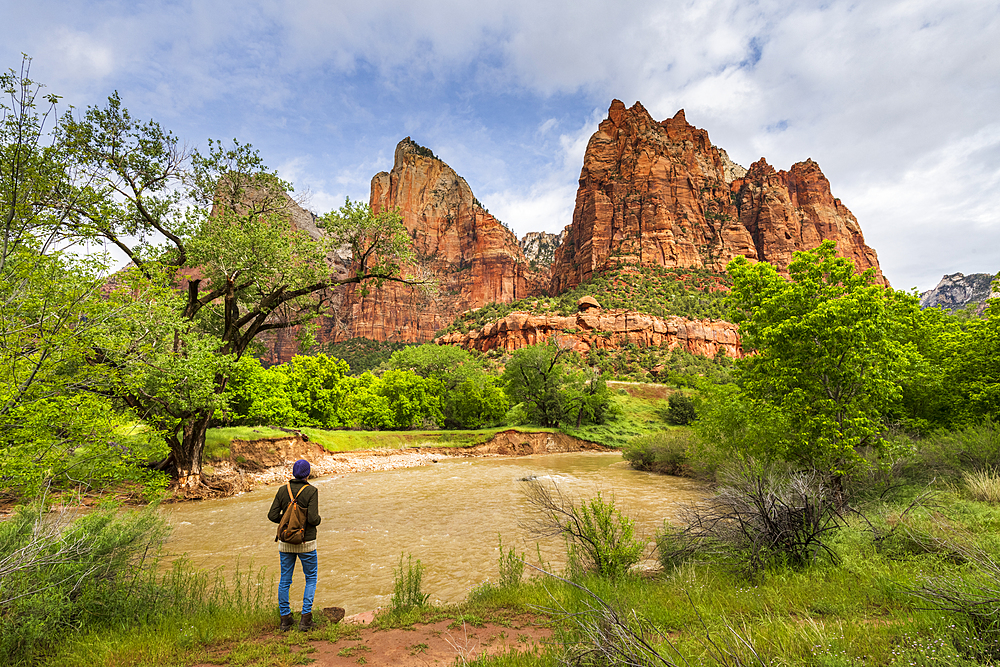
xmin=726 ymin=241 xmax=903 ymax=481
xmin=502 ymin=339 xmax=612 ymax=428
xmin=385 ymin=344 xmax=508 ymax=428
xmin=58 ymin=94 xmax=416 ymax=492
xmin=0 ymin=59 xmax=168 ymax=496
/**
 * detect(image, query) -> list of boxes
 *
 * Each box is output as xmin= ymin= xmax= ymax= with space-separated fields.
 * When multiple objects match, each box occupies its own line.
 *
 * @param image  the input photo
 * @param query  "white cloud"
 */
xmin=486 ymin=108 xmax=603 ymax=236
xmin=3 ymin=0 xmax=999 ymax=290
xmin=848 ymin=122 xmax=1000 ymax=290
xmin=42 ymin=27 xmax=116 ymax=80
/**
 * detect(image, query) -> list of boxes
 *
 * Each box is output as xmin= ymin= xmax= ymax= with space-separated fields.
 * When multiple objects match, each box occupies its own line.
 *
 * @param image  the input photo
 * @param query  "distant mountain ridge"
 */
xmin=520 ymin=230 xmax=566 ymax=269
xmin=920 ymin=272 xmax=998 ymax=313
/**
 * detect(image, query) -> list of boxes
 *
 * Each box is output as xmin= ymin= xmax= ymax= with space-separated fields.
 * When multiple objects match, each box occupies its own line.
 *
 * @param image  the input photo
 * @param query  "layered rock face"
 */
xmin=435 ymin=305 xmax=742 ymax=359
xmin=550 ymin=100 xmax=885 ymax=293
xmin=920 ymin=272 xmax=998 ymax=312
xmin=332 ymin=139 xmax=546 ymax=344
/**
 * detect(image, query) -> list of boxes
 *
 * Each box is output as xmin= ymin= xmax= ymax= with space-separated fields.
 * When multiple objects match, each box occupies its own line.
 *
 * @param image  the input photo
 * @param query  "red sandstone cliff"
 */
xmin=261 ymin=139 xmax=547 ymax=363
xmin=550 ymin=101 xmax=885 ymax=293
xmin=337 ymin=138 xmax=546 ymax=341
xmin=436 ymin=303 xmax=742 ymax=360
xmin=261 ymin=104 xmax=888 ymax=364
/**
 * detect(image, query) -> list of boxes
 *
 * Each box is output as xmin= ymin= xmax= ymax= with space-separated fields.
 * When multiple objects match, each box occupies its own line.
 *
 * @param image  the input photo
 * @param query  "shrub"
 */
xmin=0 ymin=501 xmax=167 ymax=663
xmin=663 ymin=392 xmax=697 ymax=425
xmin=522 ymin=480 xmax=645 ymax=579
xmin=910 ymin=531 xmax=1000 ymax=662
xmin=496 ymin=534 xmax=525 ymax=588
xmin=677 ymin=459 xmax=844 ymax=576
xmin=654 ymin=523 xmax=700 ymax=571
xmin=622 ymin=429 xmax=694 ymax=475
xmin=390 ymin=553 xmax=429 ymax=611
xmin=917 ymin=420 xmax=1000 ymax=478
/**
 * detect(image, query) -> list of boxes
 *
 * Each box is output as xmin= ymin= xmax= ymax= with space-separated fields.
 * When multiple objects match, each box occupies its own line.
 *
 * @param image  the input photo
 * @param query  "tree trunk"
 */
xmin=170 ymin=409 xmax=213 ymax=490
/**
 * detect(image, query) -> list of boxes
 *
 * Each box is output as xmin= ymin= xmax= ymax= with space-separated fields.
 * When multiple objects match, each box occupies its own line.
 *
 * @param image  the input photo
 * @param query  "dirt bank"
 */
xmin=189 ymin=612 xmax=553 ymax=667
xmin=195 ymin=430 xmax=609 ymax=499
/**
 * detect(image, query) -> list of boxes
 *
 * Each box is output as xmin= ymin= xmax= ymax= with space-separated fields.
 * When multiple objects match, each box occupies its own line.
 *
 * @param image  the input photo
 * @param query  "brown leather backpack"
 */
xmin=275 ymin=482 xmax=309 ymax=544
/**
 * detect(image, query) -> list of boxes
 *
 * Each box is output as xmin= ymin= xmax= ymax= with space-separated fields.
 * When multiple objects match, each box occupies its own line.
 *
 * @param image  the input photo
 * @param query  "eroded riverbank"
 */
xmin=194 ymin=429 xmax=609 ymax=498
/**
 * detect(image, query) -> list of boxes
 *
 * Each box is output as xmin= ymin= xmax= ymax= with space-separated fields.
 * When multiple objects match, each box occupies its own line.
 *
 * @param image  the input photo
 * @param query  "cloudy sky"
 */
xmin=3 ymin=0 xmax=998 ymax=291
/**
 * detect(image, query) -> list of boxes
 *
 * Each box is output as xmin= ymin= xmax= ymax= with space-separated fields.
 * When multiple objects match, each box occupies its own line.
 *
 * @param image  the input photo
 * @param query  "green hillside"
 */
xmin=435 ymin=264 xmax=731 ymax=338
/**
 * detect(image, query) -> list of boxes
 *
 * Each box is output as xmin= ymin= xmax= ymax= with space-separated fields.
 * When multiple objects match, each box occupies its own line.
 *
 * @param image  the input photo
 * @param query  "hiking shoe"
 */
xmin=279 ymin=613 xmax=294 ymax=632
xmin=298 ymin=611 xmax=314 ymax=631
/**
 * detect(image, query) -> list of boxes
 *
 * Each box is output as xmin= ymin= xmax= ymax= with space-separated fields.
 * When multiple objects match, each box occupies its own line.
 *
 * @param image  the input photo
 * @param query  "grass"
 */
xmin=204 ymin=426 xmax=289 ymax=460
xmin=963 ymin=467 xmax=1000 ymax=503
xmin=562 ymin=390 xmax=670 ymax=448
xmin=461 ymin=488 xmax=1000 ymax=665
xmin=46 ymin=388 xmax=1000 ymax=666
xmin=34 ymin=479 xmax=1000 ymax=666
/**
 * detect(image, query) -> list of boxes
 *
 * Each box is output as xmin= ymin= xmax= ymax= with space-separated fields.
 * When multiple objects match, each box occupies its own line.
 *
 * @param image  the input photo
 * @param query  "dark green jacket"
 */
xmin=268 ymin=479 xmax=322 ymax=543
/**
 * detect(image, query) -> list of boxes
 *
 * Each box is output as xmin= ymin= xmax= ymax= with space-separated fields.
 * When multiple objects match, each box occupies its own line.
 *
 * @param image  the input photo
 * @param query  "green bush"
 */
xmin=390 ymin=553 xmax=429 ymax=611
xmin=316 ymin=337 xmax=412 ymax=375
xmin=523 ymin=481 xmax=644 ymax=579
xmin=622 ymin=429 xmax=694 ymax=475
xmin=0 ymin=502 xmax=167 ymax=664
xmin=663 ymin=392 xmax=697 ymax=425
xmin=916 ymin=420 xmax=1000 ymax=478
xmin=677 ymin=460 xmax=844 ymax=576
xmin=653 ymin=523 xmax=700 ymax=571
xmin=571 ymin=494 xmax=646 ymax=578
xmin=496 ymin=534 xmax=525 ymax=588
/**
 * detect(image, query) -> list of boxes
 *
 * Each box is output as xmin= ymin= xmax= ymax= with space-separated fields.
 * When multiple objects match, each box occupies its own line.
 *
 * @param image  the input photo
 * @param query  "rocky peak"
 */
xmin=920 ymin=272 xmax=998 ymax=312
xmin=331 ymin=138 xmax=547 ymax=344
xmin=718 ymin=148 xmax=747 ymax=184
xmin=549 ymin=100 xmax=885 ymax=293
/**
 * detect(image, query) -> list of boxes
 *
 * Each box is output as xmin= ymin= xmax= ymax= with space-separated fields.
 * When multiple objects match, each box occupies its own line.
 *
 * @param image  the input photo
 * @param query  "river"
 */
xmin=162 ymin=451 xmax=705 ymax=614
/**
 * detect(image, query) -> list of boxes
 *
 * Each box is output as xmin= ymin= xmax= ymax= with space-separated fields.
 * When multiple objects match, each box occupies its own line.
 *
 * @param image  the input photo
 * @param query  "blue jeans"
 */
xmin=278 ymin=550 xmax=318 ymax=616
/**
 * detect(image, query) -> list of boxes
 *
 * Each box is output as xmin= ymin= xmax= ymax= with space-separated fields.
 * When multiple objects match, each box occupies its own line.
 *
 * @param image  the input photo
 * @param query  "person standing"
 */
xmin=268 ymin=459 xmax=321 ymax=631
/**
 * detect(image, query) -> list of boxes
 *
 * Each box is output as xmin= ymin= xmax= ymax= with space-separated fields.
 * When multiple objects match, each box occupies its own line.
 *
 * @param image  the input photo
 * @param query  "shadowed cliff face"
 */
xmin=549 ymin=100 xmax=886 ymax=293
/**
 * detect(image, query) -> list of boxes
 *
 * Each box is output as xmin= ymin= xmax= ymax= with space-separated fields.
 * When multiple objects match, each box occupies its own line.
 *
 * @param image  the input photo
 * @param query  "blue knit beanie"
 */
xmin=292 ymin=459 xmax=311 ymax=479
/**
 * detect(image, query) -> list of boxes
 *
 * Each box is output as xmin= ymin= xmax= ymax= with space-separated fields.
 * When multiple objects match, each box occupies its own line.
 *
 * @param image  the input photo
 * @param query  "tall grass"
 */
xmin=0 ymin=499 xmax=273 ymax=667
xmin=46 ymin=561 xmax=274 ymax=667
xmin=390 ymin=553 xmax=430 ymax=612
xmin=963 ymin=467 xmax=1000 ymax=503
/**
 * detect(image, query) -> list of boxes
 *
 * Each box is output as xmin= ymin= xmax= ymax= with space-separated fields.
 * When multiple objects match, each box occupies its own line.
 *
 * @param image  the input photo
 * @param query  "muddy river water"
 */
xmin=162 ymin=452 xmax=706 ymax=614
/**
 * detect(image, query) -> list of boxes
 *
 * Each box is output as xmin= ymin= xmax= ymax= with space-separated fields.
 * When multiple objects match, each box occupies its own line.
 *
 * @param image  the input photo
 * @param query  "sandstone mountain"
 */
xmin=262 ymin=103 xmax=889 ymax=364
xmin=920 ymin=272 xmax=998 ymax=313
xmin=261 ymin=139 xmax=547 ymax=363
xmin=520 ymin=230 xmax=566 ymax=269
xmin=549 ymin=100 xmax=885 ymax=293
